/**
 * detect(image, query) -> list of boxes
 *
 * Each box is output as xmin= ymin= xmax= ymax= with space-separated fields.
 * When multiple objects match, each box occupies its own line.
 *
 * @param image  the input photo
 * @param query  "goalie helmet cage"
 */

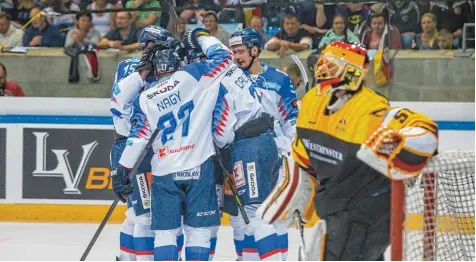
xmin=391 ymin=149 xmax=475 ymax=261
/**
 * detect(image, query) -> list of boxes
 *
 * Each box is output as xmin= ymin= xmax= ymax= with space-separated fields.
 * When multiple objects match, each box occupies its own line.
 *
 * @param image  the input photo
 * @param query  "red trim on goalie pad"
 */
xmin=120 ymin=246 xmax=136 ymax=254
xmin=260 ymin=249 xmax=281 ymax=260
xmin=391 ymin=156 xmax=427 ymax=173
xmin=269 ymin=163 xmax=300 ymax=224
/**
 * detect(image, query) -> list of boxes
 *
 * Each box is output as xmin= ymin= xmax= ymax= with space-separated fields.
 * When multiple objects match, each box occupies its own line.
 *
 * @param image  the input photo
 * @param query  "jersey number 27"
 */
xmin=157 ymin=101 xmax=195 ymax=144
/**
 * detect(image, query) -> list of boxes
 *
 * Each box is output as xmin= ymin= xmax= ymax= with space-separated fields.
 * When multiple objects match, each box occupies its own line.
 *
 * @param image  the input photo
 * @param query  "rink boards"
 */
xmin=0 ymin=98 xmax=474 ymax=224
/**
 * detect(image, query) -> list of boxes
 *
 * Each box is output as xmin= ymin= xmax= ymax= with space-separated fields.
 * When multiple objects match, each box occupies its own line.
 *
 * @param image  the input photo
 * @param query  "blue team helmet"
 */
xmin=229 ymin=28 xmax=263 ymax=53
xmin=139 ymin=25 xmax=173 ymax=50
xmin=153 ymin=49 xmax=182 ymax=75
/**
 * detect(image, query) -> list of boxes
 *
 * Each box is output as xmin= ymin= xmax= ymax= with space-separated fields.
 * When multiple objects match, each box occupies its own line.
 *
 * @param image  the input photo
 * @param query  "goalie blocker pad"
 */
xmin=256 ymin=155 xmax=317 ymax=228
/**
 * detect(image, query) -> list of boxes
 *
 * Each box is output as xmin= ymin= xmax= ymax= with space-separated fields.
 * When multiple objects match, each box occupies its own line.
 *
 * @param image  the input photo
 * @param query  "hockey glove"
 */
xmin=136 ymin=47 xmax=156 ymax=74
xmin=183 ymin=28 xmax=210 ymax=51
xmin=111 ymin=167 xmax=134 ymax=203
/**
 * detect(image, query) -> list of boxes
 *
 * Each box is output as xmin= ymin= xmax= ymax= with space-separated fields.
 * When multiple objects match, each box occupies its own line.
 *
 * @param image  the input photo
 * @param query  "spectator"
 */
xmin=22 ymin=7 xmax=65 ymax=47
xmin=318 ymin=14 xmax=359 ymax=49
xmin=282 ymin=63 xmax=303 ymax=90
xmin=432 ymin=1 xmax=473 ymax=48
xmin=437 ymin=29 xmax=454 ymax=50
xmin=126 ymin=0 xmax=161 ymax=28
xmin=88 ymin=0 xmax=117 ymax=37
xmin=203 ymin=11 xmax=230 ymax=45
xmin=361 ymin=12 xmax=401 ymax=50
xmin=167 ymin=16 xmax=186 ymax=40
xmin=16 ymin=0 xmax=36 ymax=26
xmin=39 ymin=0 xmax=80 ymax=30
xmin=98 ymin=11 xmax=142 ymax=51
xmin=336 ymin=3 xmax=370 ymax=39
xmin=0 ymin=12 xmax=24 ymax=48
xmin=298 ymin=2 xmax=328 ymax=49
xmin=0 ymin=0 xmax=14 ymax=15
xmin=411 ymin=13 xmax=438 ymax=50
xmin=265 ymin=12 xmax=312 ymax=57
xmin=315 ymin=3 xmax=337 ymax=30
xmin=65 ymin=13 xmax=101 ymax=47
xmin=0 ymin=62 xmax=25 ymax=97
xmin=379 ymin=0 xmax=420 ymax=49
xmin=248 ymin=16 xmax=269 ymax=43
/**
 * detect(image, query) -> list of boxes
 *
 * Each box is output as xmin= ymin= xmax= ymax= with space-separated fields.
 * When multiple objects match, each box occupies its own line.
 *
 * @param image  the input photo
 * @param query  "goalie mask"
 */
xmin=315 ymin=42 xmax=368 ymax=92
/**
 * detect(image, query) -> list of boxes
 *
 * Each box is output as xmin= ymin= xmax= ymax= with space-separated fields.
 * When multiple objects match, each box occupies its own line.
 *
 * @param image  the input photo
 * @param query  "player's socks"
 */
xmin=119 ymin=208 xmax=136 ymax=261
xmin=133 ymin=214 xmax=154 ymax=261
xmin=177 ymin=233 xmax=184 ymax=260
xmin=154 ymin=229 xmax=179 ymax=261
xmin=242 ymin=234 xmax=260 ymax=260
xmin=209 ymin=226 xmax=219 ymax=260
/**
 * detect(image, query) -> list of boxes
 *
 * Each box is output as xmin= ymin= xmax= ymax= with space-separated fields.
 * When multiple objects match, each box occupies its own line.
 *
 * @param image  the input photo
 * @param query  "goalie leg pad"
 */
xmin=119 ymin=207 xmax=137 ymax=261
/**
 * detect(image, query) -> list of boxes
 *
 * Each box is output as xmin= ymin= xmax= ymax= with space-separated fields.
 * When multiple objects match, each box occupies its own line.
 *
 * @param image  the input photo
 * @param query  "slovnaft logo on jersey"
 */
xmin=0 ymin=128 xmax=6 ymax=199
xmin=23 ymin=128 xmax=115 ymax=200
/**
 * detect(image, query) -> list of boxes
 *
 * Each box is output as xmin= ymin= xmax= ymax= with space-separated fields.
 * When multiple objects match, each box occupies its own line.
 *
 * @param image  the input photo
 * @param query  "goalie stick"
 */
xmin=290 ymin=54 xmax=309 ymax=92
xmin=79 ymin=128 xmax=161 ymax=261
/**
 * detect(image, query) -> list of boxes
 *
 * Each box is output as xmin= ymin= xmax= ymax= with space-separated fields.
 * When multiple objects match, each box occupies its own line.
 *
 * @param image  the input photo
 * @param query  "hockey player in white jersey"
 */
xmin=226 ymin=28 xmax=299 ymax=261
xmin=109 ymin=25 xmax=184 ymax=261
xmin=114 ymin=28 xmax=266 ymax=261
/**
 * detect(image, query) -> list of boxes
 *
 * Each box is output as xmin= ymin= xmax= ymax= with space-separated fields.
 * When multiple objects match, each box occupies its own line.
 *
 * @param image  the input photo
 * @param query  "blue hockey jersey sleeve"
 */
xmin=276 ymin=74 xmax=299 ymax=140
xmin=119 ymin=94 xmax=151 ymax=169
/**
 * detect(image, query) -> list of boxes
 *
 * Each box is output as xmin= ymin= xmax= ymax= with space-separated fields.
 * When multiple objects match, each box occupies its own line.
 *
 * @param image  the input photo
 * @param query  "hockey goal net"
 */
xmin=391 ymin=149 xmax=475 ymax=261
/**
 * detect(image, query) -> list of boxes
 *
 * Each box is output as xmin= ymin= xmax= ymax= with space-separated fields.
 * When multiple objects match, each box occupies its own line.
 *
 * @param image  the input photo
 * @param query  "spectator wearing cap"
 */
xmin=22 ymin=7 xmax=65 ymax=47
xmin=432 ymin=1 xmax=474 ymax=48
xmin=65 ymin=13 xmax=101 ymax=47
xmin=203 ymin=11 xmax=230 ymax=45
xmin=411 ymin=13 xmax=438 ymax=50
xmin=318 ymin=14 xmax=359 ymax=49
xmin=0 ymin=12 xmax=24 ymax=48
xmin=0 ymin=62 xmax=25 ymax=97
xmin=126 ymin=0 xmax=161 ymax=28
xmin=336 ymin=3 xmax=371 ymax=39
xmin=248 ymin=16 xmax=269 ymax=43
xmin=98 ymin=11 xmax=142 ymax=51
xmin=379 ymin=0 xmax=421 ymax=49
xmin=265 ymin=12 xmax=312 ymax=57
xmin=361 ymin=12 xmax=401 ymax=50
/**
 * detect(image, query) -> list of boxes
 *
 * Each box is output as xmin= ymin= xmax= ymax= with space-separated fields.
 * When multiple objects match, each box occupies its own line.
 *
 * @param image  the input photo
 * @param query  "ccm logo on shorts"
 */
xmin=247 ymin=162 xmax=259 ymax=198
xmin=196 ymin=210 xmax=217 ymax=216
xmin=136 ymin=173 xmax=151 ymax=209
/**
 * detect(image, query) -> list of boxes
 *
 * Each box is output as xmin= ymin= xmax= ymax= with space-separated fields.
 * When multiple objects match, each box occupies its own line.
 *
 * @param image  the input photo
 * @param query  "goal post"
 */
xmin=391 ymin=149 xmax=475 ymax=261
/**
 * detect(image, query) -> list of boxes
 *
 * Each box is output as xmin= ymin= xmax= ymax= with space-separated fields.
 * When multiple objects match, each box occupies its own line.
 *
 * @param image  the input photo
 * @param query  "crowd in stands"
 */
xmin=0 ymin=0 xmax=474 ymax=53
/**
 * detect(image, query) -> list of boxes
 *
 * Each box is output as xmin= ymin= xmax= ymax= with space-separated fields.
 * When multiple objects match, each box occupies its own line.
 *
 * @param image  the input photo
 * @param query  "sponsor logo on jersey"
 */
xmin=157 ymin=144 xmax=195 ymax=159
xmin=136 ymin=173 xmax=151 ymax=209
xmin=196 ymin=210 xmax=217 ymax=216
xmin=147 ymin=81 xmax=180 ymax=99
xmin=112 ymin=84 xmax=121 ymax=95
xmin=247 ymin=162 xmax=259 ymax=198
xmin=302 ymin=139 xmax=343 ymax=165
xmin=225 ymin=64 xmax=238 ymax=77
xmin=233 ymin=161 xmax=246 ymax=188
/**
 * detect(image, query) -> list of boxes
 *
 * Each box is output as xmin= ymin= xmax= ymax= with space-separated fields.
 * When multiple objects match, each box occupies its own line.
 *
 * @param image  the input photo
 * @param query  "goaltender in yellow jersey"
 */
xmin=257 ymin=42 xmax=438 ymax=260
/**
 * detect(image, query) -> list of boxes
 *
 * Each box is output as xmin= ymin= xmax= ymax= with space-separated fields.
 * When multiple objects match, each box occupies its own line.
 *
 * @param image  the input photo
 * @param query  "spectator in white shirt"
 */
xmin=0 ymin=11 xmax=24 ymax=48
xmin=65 ymin=12 xmax=101 ymax=47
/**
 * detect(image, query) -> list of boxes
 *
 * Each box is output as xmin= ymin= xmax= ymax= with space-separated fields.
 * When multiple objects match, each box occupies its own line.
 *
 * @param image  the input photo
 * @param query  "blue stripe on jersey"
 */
xmin=0 ymin=115 xmax=473 ymax=131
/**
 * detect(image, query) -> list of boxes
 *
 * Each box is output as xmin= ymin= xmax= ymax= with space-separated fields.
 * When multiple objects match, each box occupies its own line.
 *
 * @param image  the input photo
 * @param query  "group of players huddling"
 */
xmin=109 ymin=24 xmax=438 ymax=261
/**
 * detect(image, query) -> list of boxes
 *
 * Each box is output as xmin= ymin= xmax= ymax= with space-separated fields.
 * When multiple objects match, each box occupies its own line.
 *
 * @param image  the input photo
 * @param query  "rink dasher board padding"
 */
xmin=0 ymin=98 xmax=473 ymax=223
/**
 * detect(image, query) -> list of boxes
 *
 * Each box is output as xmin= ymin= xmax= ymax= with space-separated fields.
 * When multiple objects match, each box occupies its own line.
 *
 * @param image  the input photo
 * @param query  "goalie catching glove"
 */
xmin=256 ymin=155 xmax=317 ymax=228
xmin=357 ymin=124 xmax=438 ymax=180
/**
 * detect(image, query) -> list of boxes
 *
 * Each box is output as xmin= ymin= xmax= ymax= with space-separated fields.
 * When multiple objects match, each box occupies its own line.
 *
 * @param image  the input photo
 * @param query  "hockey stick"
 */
xmin=214 ymin=146 xmax=250 ymax=224
xmin=290 ymin=54 xmax=310 ymax=92
xmin=79 ymin=128 xmax=161 ymax=261
xmin=294 ymin=210 xmax=308 ymax=261
xmin=159 ymin=0 xmax=178 ymax=38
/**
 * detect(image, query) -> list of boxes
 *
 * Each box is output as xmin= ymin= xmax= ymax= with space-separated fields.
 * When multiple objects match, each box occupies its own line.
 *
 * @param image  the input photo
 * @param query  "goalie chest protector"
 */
xmin=295 ymin=84 xmax=391 ymax=216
